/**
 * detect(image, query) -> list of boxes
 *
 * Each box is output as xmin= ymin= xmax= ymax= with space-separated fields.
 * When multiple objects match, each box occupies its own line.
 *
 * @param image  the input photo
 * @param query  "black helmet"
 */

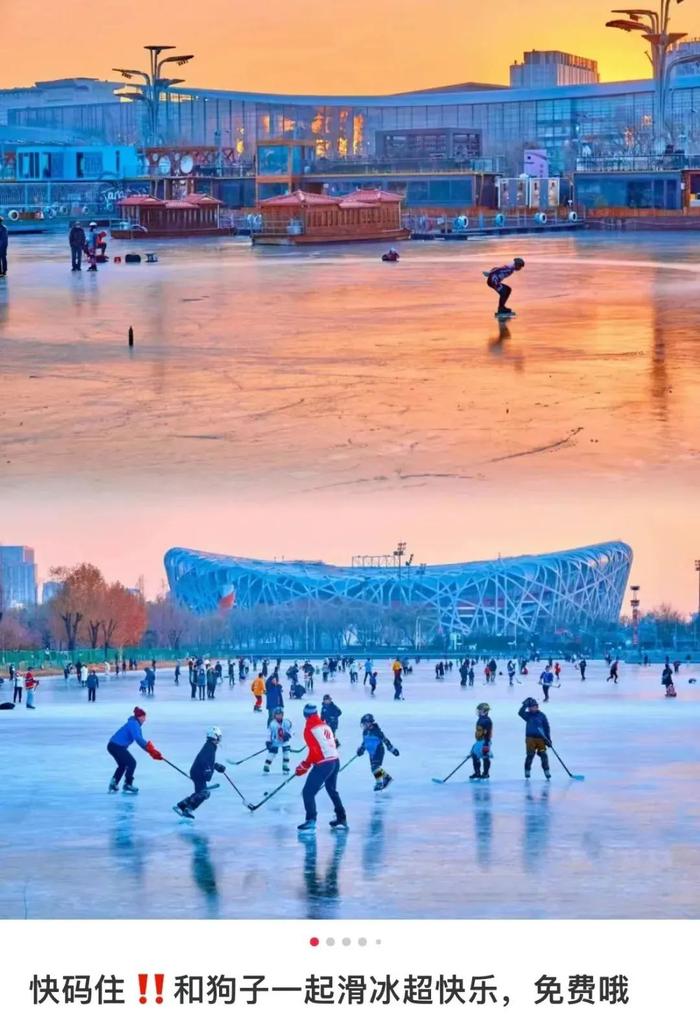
xmin=513 ymin=257 xmax=525 ymax=269
xmin=360 ymin=713 xmax=374 ymax=725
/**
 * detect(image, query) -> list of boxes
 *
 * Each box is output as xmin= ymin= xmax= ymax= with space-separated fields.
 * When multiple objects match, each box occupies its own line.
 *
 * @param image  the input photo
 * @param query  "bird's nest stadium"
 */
xmin=164 ymin=541 xmax=632 ymax=636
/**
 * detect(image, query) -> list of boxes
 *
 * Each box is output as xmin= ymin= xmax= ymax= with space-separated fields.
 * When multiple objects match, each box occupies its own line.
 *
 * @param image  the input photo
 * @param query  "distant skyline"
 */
xmin=3 ymin=0 xmax=700 ymax=94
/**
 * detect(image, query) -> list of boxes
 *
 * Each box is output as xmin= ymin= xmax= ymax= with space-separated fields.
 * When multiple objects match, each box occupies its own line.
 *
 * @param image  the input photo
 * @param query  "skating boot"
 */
xmin=469 ymin=772 xmax=481 ymax=780
xmin=108 ymin=777 xmax=119 ymax=793
xmin=282 ymin=765 xmax=290 ymax=775
xmin=544 ymin=771 xmax=552 ymax=781
xmin=122 ymin=783 xmax=139 ymax=794
xmin=173 ymin=804 xmax=194 ymax=819
xmin=263 ymin=765 xmax=271 ymax=774
xmin=373 ymin=778 xmax=384 ymax=791
xmin=380 ymin=773 xmax=393 ymax=791
xmin=524 ymin=770 xmax=531 ymax=779
xmin=297 ymin=819 xmax=316 ymax=833
xmin=329 ymin=818 xmax=349 ymax=830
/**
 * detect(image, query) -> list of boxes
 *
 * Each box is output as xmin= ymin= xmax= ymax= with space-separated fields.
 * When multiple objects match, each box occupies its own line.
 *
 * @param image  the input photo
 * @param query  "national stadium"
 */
xmin=164 ymin=541 xmax=632 ymax=635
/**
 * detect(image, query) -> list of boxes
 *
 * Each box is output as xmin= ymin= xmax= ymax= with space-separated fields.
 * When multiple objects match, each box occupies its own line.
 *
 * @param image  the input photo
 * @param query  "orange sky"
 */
xmin=4 ymin=0 xmax=700 ymax=95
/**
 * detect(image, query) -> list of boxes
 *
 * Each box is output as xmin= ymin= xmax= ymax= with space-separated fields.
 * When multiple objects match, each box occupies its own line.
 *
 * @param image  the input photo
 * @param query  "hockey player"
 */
xmin=356 ymin=713 xmax=399 ymax=791
xmin=321 ymin=694 xmax=342 ymax=746
xmin=662 ymin=663 xmax=676 ymax=697
xmin=264 ymin=707 xmax=293 ymax=774
xmin=107 ymin=707 xmax=163 ymax=794
xmin=173 ymin=727 xmax=227 ymax=819
xmin=295 ymin=703 xmax=347 ymax=833
xmin=368 ymin=669 xmax=378 ymax=695
xmin=251 ymin=672 xmax=265 ymax=712
xmin=484 ymin=257 xmax=525 ymax=317
xmin=518 ymin=698 xmax=552 ymax=780
xmin=470 ymin=702 xmax=493 ymax=780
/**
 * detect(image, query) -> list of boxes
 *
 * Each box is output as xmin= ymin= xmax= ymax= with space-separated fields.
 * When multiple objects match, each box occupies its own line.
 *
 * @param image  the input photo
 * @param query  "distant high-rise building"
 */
xmin=41 ymin=580 xmax=63 ymax=604
xmin=0 ymin=546 xmax=38 ymax=608
xmin=510 ymin=51 xmax=599 ymax=89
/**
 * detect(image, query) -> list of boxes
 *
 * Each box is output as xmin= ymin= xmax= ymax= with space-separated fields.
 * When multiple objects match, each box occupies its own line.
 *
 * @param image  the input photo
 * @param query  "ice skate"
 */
xmin=480 ymin=773 xmax=490 ymax=780
xmin=378 ymin=773 xmax=393 ymax=791
xmin=469 ymin=772 xmax=481 ymax=780
xmin=173 ymin=804 xmax=194 ymax=819
xmin=329 ymin=818 xmax=348 ymax=830
xmin=297 ymin=819 xmax=316 ymax=833
xmin=122 ymin=783 xmax=139 ymax=794
xmin=544 ymin=771 xmax=552 ymax=780
xmin=108 ymin=778 xmax=119 ymax=793
xmin=524 ymin=770 xmax=531 ymax=779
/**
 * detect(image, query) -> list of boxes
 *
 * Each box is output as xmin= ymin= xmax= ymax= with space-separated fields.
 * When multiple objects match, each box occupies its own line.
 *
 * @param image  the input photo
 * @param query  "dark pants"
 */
xmin=488 ymin=278 xmax=511 ymax=311
xmin=178 ymin=775 xmax=210 ymax=813
xmin=369 ymin=745 xmax=386 ymax=781
xmin=198 ymin=684 xmax=205 ymax=700
xmin=71 ymin=245 xmax=82 ymax=270
xmin=0 ymin=249 xmax=7 ymax=275
xmin=13 ymin=685 xmax=22 ymax=703
xmin=542 ymin=683 xmax=550 ymax=702
xmin=107 ymin=741 xmax=136 ymax=786
xmin=393 ymin=677 xmax=402 ymax=699
xmin=191 ymin=681 xmax=197 ymax=699
xmin=302 ymin=760 xmax=345 ymax=822
xmin=88 ymin=686 xmax=97 ymax=701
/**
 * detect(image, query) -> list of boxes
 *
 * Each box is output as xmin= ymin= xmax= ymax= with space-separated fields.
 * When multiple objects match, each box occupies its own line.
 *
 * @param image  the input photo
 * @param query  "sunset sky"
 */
xmin=4 ymin=0 xmax=700 ymax=95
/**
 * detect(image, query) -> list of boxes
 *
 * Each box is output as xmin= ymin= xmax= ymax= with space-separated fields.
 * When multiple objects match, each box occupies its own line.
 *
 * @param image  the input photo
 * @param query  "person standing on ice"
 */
xmin=662 ymin=663 xmax=676 ymax=697
xmin=24 ymin=668 xmax=39 ymax=709
xmin=470 ymin=702 xmax=493 ymax=780
xmin=86 ymin=667 xmax=99 ymax=702
xmin=357 ymin=713 xmax=399 ymax=792
xmin=295 ymin=703 xmax=347 ymax=834
xmin=265 ymin=672 xmax=284 ymax=724
xmin=607 ymin=659 xmax=620 ymax=684
xmin=393 ymin=663 xmax=404 ymax=700
xmin=579 ymin=658 xmax=587 ymax=682
xmin=107 ymin=706 xmax=163 ymax=794
xmin=264 ymin=707 xmax=293 ymax=774
xmin=518 ymin=699 xmax=552 ymax=780
xmin=539 ymin=664 xmax=554 ymax=703
xmin=321 ymin=694 xmax=342 ymax=746
xmin=173 ymin=726 xmax=226 ymax=819
xmin=507 ymin=659 xmax=516 ymax=686
xmin=363 ymin=657 xmax=373 ymax=685
xmin=251 ymin=671 xmax=266 ymax=712
xmin=368 ymin=668 xmax=378 ymax=696
xmin=483 ymin=257 xmax=525 ymax=317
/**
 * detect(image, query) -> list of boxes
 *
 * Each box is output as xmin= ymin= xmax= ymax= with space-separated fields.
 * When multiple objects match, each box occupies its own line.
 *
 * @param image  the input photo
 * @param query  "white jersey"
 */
xmin=268 ymin=718 xmax=292 ymax=748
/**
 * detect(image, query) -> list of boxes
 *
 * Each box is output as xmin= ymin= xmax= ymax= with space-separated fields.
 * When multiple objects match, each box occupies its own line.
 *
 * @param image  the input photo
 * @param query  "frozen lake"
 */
xmin=1 ymin=658 xmax=698 ymax=920
xmin=1 ymin=231 xmax=699 ymax=608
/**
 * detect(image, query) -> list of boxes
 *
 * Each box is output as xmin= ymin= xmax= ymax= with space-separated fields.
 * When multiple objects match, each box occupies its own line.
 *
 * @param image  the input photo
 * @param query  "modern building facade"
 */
xmin=165 ymin=541 xmax=633 ymax=637
xmin=4 ymin=57 xmax=700 ymax=180
xmin=0 ymin=546 xmax=38 ymax=608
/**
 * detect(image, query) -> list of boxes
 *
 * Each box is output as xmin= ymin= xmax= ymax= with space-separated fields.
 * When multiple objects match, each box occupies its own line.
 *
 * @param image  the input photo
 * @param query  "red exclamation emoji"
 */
xmin=138 ymin=973 xmax=148 ymax=1004
xmin=154 ymin=974 xmax=164 ymax=1005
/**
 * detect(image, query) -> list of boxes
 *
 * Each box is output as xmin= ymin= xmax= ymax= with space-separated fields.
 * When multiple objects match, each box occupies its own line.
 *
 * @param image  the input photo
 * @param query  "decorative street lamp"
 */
xmin=114 ymin=45 xmax=194 ymax=146
xmin=694 ymin=559 xmax=700 ymax=641
xmin=605 ymin=2 xmax=689 ymax=152
xmin=630 ymin=584 xmax=641 ymax=648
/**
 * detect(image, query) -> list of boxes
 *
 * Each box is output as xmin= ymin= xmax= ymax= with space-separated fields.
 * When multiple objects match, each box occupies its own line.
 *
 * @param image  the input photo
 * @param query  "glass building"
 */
xmin=164 ymin=541 xmax=633 ymax=636
xmin=7 ymin=72 xmax=700 ymax=178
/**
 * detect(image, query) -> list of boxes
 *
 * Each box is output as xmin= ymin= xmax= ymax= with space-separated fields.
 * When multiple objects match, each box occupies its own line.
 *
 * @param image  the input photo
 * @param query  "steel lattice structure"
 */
xmin=165 ymin=541 xmax=632 ymax=635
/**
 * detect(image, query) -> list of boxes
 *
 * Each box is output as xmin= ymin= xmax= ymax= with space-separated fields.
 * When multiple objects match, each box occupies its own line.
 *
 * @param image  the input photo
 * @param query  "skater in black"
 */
xmin=459 ymin=658 xmax=469 ymax=687
xmin=470 ymin=702 xmax=493 ymax=780
xmin=321 ymin=694 xmax=342 ymax=746
xmin=579 ymin=658 xmax=587 ymax=682
xmin=518 ymin=699 xmax=552 ymax=780
xmin=87 ymin=668 xmax=99 ymax=702
xmin=662 ymin=663 xmax=676 ymax=697
xmin=507 ymin=659 xmax=516 ymax=686
xmin=539 ymin=665 xmax=554 ymax=703
xmin=484 ymin=257 xmax=525 ymax=317
xmin=369 ymin=669 xmax=378 ymax=695
xmin=107 ymin=707 xmax=163 ymax=793
xmin=357 ymin=714 xmax=399 ymax=791
xmin=12 ymin=676 xmax=22 ymax=704
xmin=173 ymin=727 xmax=226 ymax=819
xmin=607 ymin=659 xmax=619 ymax=684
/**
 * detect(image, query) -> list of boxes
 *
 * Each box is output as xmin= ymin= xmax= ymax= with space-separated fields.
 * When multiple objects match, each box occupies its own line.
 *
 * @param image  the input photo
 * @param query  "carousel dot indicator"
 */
xmin=309 ymin=937 xmax=319 ymax=947
xmin=358 ymin=938 xmax=367 ymax=947
xmin=342 ymin=937 xmax=351 ymax=946
xmin=326 ymin=937 xmax=336 ymax=947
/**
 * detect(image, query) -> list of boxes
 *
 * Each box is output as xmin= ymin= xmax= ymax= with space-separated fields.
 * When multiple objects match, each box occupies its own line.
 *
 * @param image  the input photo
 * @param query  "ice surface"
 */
xmin=0 ymin=659 xmax=698 ymax=919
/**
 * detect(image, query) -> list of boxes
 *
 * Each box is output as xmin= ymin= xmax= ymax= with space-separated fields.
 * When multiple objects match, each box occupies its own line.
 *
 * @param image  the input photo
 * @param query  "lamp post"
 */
xmin=630 ymin=584 xmax=641 ymax=648
xmin=694 ymin=559 xmax=700 ymax=642
xmin=114 ymin=45 xmax=194 ymax=147
xmin=605 ymin=2 xmax=689 ymax=152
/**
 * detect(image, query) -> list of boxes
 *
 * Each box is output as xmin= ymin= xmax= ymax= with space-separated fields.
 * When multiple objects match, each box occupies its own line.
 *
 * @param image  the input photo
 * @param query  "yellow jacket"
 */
xmin=251 ymin=676 xmax=266 ymax=697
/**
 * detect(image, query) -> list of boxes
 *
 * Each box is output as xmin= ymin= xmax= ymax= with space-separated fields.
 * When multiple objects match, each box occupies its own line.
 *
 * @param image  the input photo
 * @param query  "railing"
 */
xmin=301 ymin=157 xmax=501 ymax=176
xmin=576 ymin=154 xmax=695 ymax=172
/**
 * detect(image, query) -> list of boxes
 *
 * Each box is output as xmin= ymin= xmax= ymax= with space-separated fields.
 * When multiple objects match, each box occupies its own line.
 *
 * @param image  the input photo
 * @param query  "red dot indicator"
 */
xmin=310 ymin=937 xmax=320 ymax=947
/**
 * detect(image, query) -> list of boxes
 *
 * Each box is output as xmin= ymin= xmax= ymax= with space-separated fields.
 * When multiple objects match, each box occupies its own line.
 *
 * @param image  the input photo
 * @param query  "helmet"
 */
xmin=360 ymin=713 xmax=375 ymax=725
xmin=477 ymin=703 xmax=490 ymax=713
xmin=207 ymin=726 xmax=223 ymax=741
xmin=302 ymin=703 xmax=317 ymax=718
xmin=272 ymin=706 xmax=284 ymax=716
xmin=89 ymin=221 xmax=97 ymax=228
xmin=513 ymin=257 xmax=525 ymax=269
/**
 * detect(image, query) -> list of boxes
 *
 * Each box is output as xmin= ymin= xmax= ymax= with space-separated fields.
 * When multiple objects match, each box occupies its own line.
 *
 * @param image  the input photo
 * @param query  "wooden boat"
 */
xmin=111 ymin=194 xmax=231 ymax=239
xmin=253 ymin=189 xmax=410 ymax=245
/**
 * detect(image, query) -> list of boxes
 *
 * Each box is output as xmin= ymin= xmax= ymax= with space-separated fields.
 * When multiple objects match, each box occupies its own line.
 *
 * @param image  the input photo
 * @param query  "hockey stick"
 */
xmin=247 ymin=772 xmax=297 ymax=812
xmin=432 ymin=755 xmax=470 ymax=784
xmin=339 ymin=754 xmax=359 ymax=773
xmin=222 ymin=770 xmax=253 ymax=808
xmin=540 ymin=734 xmax=585 ymax=781
xmin=227 ymin=747 xmax=266 ymax=766
xmin=163 ymin=757 xmax=221 ymax=788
